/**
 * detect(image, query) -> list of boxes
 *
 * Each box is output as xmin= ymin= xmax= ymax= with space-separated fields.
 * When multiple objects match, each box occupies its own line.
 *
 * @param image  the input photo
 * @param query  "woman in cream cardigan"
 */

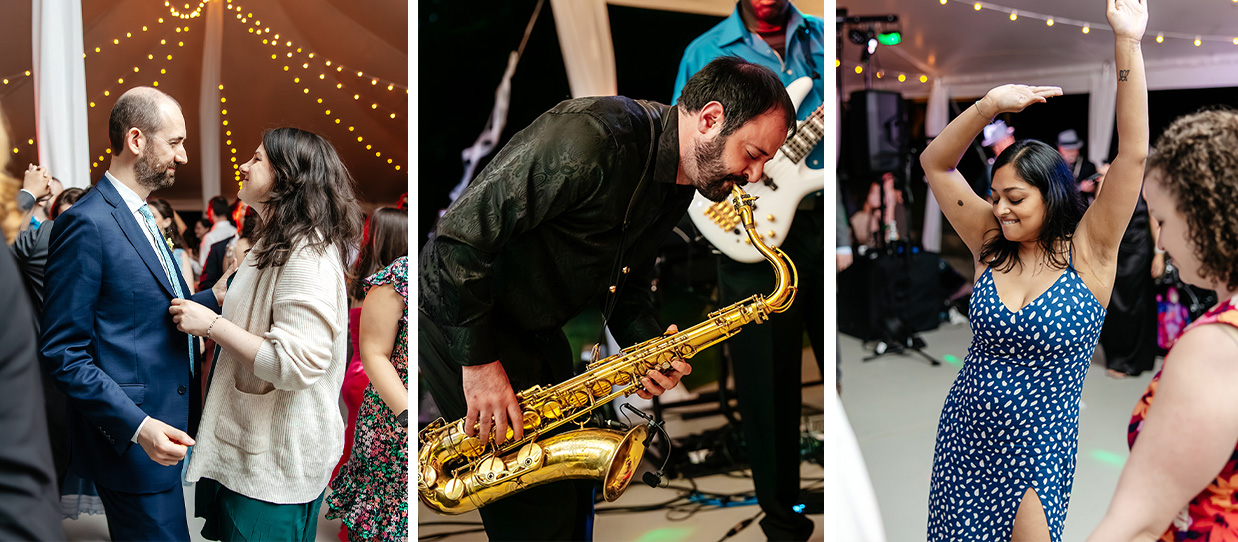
xmin=170 ymin=127 xmax=362 ymax=541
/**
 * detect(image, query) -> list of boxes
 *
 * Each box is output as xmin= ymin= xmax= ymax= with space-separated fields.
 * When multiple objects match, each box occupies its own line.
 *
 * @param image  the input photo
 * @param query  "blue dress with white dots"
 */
xmin=927 ymin=257 xmax=1106 ymax=542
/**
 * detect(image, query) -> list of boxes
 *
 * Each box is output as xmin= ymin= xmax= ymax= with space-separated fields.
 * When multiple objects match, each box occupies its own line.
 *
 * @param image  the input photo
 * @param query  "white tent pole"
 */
xmin=921 ymin=78 xmax=949 ymax=253
xmin=549 ymin=0 xmax=617 ymax=98
xmin=1088 ymin=61 xmax=1117 ymax=168
xmin=199 ymin=0 xmax=223 ymax=206
xmin=33 ymin=0 xmax=90 ymax=188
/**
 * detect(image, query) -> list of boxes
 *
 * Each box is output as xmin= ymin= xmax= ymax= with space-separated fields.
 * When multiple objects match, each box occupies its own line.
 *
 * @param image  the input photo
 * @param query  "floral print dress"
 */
xmin=327 ymin=257 xmax=408 ymax=542
xmin=1129 ymin=296 xmax=1238 ymax=541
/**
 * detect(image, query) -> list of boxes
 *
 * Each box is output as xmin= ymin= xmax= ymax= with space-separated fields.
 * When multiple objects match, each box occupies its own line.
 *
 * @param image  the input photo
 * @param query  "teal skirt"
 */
xmin=196 ymin=478 xmax=325 ymax=542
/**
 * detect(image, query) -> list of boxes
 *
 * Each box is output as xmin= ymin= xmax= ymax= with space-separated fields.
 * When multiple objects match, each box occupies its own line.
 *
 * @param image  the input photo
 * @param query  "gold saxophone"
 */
xmin=417 ymin=185 xmax=798 ymax=515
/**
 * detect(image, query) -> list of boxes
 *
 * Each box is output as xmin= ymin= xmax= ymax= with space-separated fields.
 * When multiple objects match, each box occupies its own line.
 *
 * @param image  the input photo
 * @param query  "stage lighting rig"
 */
xmin=839 ymin=13 xmax=901 ymax=64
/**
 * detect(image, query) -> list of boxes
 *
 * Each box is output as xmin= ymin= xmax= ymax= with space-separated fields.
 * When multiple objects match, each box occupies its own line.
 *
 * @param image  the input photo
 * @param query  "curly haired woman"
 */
xmin=1088 ymin=109 xmax=1238 ymax=541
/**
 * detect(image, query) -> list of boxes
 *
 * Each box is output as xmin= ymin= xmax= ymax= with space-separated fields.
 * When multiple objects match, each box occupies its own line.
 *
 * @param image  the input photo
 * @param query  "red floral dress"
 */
xmin=327 ymin=257 xmax=408 ymax=542
xmin=1128 ymin=296 xmax=1238 ymax=541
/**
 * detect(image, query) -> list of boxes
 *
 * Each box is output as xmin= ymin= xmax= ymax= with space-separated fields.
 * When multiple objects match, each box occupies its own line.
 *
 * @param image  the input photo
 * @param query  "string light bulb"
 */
xmin=1010 ymin=11 xmax=1017 ymax=20
xmin=1046 ymin=18 xmax=1054 ymax=26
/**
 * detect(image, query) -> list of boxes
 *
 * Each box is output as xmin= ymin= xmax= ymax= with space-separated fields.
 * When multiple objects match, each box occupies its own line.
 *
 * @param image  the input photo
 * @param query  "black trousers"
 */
xmin=716 ymin=205 xmax=823 ymax=541
xmin=418 ymin=311 xmax=595 ymax=541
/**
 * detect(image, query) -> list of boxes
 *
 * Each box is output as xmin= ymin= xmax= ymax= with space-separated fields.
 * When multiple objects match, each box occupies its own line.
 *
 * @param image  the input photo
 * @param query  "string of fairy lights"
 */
xmin=220 ymin=0 xmax=405 ymax=173
xmin=84 ymin=16 xmax=188 ymax=171
xmin=843 ymin=0 xmax=1238 ymax=84
xmin=938 ymin=0 xmax=1238 ymax=46
xmin=8 ymin=0 xmax=406 ymax=175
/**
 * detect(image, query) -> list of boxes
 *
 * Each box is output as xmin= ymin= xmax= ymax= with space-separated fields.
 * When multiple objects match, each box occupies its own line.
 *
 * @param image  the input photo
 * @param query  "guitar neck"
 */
xmin=782 ymin=105 xmax=825 ymax=164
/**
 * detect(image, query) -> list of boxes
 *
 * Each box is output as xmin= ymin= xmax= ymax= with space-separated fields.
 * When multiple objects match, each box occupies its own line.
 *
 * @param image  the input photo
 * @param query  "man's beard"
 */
xmin=692 ymin=134 xmax=746 ymax=203
xmin=134 ymin=147 xmax=176 ymax=192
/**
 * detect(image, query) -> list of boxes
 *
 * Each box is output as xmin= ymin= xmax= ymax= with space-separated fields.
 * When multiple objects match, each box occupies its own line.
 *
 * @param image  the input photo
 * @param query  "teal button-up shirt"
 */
xmin=672 ymin=3 xmax=825 ymax=170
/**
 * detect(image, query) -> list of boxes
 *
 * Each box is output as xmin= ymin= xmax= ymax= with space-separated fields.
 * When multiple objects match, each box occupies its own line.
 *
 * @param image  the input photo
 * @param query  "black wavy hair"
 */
xmin=247 ymin=127 xmax=363 ymax=273
xmin=676 ymin=56 xmax=797 ymax=139
xmin=980 ymin=139 xmax=1086 ymax=272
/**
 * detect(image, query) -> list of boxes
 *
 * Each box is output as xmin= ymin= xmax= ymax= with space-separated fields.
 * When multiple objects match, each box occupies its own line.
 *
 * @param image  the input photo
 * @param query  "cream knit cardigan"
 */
xmin=185 ymin=239 xmax=348 ymax=504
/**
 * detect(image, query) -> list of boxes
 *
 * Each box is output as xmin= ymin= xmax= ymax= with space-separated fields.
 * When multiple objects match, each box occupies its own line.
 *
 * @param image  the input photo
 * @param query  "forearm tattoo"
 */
xmin=1119 ymin=69 xmax=1130 ymax=82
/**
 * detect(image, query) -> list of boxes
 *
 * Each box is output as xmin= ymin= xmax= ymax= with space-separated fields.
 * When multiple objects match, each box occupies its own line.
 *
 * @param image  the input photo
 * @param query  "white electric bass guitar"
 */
xmin=688 ymin=77 xmax=824 ymax=263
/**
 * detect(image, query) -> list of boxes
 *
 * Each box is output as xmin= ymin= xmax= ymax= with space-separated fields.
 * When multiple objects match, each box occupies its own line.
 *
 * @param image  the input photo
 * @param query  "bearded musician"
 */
xmin=418 ymin=56 xmax=797 ymax=540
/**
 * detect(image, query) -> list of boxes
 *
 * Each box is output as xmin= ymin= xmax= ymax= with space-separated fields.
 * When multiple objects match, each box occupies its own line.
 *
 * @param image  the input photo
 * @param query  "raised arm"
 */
xmin=919 ymin=85 xmax=1062 ymax=260
xmin=1079 ymin=0 xmax=1148 ymax=261
xmin=1087 ymin=325 xmax=1238 ymax=541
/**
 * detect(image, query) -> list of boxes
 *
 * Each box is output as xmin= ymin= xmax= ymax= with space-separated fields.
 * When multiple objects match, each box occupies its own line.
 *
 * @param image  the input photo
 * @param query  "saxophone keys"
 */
xmin=522 ymin=410 xmax=541 ymax=430
xmin=420 ymin=464 xmax=437 ymax=488
xmin=458 ymin=436 xmax=484 ymax=458
xmin=443 ymin=477 xmax=466 ymax=502
xmin=613 ymin=372 xmax=632 ymax=386
xmin=566 ymin=390 xmax=591 ymax=408
xmin=539 ymin=401 xmax=563 ymax=419
xmin=476 ymin=456 xmax=507 ymax=483
xmin=516 ymin=442 xmax=545 ymax=470
xmin=590 ymin=379 xmax=613 ymax=397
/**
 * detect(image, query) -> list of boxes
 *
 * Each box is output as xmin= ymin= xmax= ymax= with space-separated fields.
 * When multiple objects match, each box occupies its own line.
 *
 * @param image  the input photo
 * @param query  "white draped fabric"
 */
xmin=1088 ymin=61 xmax=1117 ymax=168
xmin=920 ymin=79 xmax=950 ymax=253
xmin=32 ymin=0 xmax=89 ymax=188
xmin=198 ymin=0 xmax=223 ymax=206
xmin=549 ymin=0 xmax=617 ymax=98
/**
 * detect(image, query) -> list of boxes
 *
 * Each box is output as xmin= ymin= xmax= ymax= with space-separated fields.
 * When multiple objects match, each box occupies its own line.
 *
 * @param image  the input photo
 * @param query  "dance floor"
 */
xmin=841 ymin=320 xmax=1159 ymax=542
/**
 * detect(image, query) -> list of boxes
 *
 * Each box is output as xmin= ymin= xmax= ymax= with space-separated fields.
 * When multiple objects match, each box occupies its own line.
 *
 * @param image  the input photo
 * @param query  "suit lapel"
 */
xmin=97 ymin=177 xmax=175 ymax=297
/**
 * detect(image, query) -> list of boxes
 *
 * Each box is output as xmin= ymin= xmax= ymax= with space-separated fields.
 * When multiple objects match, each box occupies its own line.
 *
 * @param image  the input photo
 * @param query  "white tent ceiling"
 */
xmin=1 ymin=0 xmax=407 ymax=211
xmin=842 ymin=0 xmax=1238 ymax=99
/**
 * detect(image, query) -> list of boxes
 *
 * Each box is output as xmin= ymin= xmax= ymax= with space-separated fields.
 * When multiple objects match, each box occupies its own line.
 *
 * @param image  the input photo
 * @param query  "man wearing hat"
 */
xmin=978 ymin=119 xmax=1016 ymax=197
xmin=1057 ymin=128 xmax=1098 ymax=183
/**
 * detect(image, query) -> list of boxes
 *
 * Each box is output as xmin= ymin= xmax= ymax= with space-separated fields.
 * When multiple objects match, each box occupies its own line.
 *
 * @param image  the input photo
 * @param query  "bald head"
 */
xmin=108 ymin=87 xmax=182 ymax=154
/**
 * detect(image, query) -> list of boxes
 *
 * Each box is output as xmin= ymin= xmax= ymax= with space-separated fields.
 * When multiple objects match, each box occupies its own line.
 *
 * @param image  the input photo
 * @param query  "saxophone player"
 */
xmin=418 ymin=56 xmax=797 ymax=540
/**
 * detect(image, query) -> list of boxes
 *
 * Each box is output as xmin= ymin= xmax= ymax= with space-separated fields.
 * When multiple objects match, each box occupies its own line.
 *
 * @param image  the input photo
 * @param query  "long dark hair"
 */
xmin=247 ymin=127 xmax=363 ymax=272
xmin=979 ymin=139 xmax=1085 ymax=272
xmin=147 ymin=197 xmax=189 ymax=251
xmin=349 ymin=207 xmax=408 ymax=301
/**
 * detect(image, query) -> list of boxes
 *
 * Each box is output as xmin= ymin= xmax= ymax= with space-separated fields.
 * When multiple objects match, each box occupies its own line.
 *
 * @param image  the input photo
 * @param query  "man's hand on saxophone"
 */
xmin=462 ymin=359 xmax=525 ymax=446
xmin=636 ymin=324 xmax=694 ymax=400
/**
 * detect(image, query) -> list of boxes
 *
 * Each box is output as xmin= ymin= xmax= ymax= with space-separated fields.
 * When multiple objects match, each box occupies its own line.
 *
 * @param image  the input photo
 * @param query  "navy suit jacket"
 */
xmin=40 ymin=175 xmax=219 ymax=493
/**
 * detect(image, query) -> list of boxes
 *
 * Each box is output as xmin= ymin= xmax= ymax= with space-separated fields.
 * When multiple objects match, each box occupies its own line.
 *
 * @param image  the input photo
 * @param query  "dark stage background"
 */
xmin=417 ymin=1 xmax=725 ymax=244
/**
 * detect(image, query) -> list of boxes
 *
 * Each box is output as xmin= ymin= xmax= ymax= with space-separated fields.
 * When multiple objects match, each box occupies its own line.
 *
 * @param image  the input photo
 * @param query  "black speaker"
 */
xmin=837 ymin=247 xmax=942 ymax=341
xmin=845 ymin=90 xmax=908 ymax=176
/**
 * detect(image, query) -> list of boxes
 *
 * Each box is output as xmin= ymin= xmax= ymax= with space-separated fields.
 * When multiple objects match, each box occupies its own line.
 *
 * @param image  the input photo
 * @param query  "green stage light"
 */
xmin=878 ymin=31 xmax=902 ymax=46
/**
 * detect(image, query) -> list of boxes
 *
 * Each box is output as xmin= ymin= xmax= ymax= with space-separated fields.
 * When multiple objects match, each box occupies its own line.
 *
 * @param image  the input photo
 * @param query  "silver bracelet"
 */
xmin=206 ymin=315 xmax=223 ymax=340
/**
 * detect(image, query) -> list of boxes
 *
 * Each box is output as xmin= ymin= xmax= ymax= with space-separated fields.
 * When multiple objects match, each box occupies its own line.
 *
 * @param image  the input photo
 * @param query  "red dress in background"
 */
xmin=334 ymin=306 xmax=370 ymax=479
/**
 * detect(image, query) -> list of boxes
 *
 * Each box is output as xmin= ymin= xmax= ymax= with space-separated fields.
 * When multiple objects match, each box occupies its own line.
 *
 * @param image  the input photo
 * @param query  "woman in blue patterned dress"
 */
xmin=919 ymin=1 xmax=1148 ymax=539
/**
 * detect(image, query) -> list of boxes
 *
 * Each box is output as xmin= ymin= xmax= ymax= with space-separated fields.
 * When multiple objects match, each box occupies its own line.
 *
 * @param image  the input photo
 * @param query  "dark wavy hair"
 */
xmin=980 ymin=139 xmax=1085 ymax=272
xmin=349 ymin=207 xmax=408 ymax=301
xmin=676 ymin=56 xmax=797 ymax=139
xmin=50 ymin=187 xmax=85 ymax=220
xmin=147 ymin=198 xmax=188 ymax=251
xmin=247 ymin=127 xmax=363 ymax=273
xmin=1147 ymin=108 xmax=1238 ymax=291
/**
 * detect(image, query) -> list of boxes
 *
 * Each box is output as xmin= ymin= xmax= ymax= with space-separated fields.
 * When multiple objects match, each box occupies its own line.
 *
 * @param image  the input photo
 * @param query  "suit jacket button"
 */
xmin=177 ymin=386 xmax=187 ymax=395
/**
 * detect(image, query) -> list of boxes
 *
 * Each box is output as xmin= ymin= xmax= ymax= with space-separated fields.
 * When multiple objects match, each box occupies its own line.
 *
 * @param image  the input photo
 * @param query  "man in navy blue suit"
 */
xmin=41 ymin=86 xmax=221 ymax=541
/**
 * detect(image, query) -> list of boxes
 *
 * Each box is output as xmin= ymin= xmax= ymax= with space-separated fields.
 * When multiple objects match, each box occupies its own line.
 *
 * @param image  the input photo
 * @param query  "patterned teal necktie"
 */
xmin=138 ymin=204 xmax=195 ymax=377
